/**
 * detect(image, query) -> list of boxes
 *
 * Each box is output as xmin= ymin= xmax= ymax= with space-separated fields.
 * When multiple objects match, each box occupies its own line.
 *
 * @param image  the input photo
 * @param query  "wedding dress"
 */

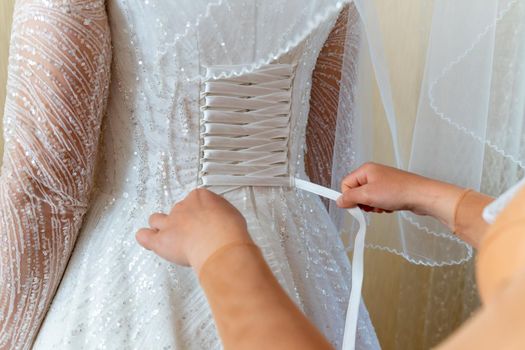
xmin=0 ymin=0 xmax=380 ymax=349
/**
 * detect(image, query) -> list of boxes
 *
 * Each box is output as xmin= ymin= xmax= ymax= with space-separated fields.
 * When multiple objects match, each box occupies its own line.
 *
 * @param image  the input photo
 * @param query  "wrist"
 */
xmin=416 ymin=178 xmax=465 ymax=230
xmin=404 ymin=174 xmax=443 ymax=215
xmin=188 ymin=228 xmax=253 ymax=274
xmin=196 ymin=241 xmax=260 ymax=280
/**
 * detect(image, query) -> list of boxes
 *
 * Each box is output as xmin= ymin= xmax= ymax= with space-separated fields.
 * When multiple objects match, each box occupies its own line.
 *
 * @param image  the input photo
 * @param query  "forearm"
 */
xmin=138 ymin=191 xmax=332 ymax=349
xmin=413 ymin=177 xmax=493 ymax=249
xmin=437 ymin=179 xmax=525 ymax=348
xmin=436 ymin=268 xmax=525 ymax=350
xmin=0 ymin=0 xmax=111 ymax=347
xmin=0 ymin=183 xmax=83 ymax=347
xmin=198 ymin=242 xmax=334 ymax=350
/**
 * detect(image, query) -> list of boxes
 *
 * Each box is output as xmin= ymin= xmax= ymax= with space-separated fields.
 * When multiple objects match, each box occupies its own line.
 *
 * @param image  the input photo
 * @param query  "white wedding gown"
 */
xmin=1 ymin=0 xmax=379 ymax=349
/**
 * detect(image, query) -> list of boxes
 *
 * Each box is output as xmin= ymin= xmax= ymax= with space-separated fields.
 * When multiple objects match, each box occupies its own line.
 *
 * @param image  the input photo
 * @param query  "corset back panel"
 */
xmin=95 ymin=0 xmax=341 ymax=201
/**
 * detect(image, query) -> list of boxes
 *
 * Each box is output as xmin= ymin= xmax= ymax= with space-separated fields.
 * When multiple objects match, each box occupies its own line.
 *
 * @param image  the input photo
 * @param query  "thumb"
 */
xmin=136 ymin=228 xmax=158 ymax=251
xmin=337 ymin=186 xmax=371 ymax=208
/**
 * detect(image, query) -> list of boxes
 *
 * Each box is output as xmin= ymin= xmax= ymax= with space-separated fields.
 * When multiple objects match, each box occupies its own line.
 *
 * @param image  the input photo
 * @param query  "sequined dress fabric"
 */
xmin=1 ymin=1 xmax=379 ymax=349
xmin=0 ymin=0 xmax=111 ymax=348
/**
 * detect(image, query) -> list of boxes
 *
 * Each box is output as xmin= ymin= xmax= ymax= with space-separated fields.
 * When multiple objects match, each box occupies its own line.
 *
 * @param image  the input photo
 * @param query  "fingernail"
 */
xmin=336 ymin=196 xmax=343 ymax=206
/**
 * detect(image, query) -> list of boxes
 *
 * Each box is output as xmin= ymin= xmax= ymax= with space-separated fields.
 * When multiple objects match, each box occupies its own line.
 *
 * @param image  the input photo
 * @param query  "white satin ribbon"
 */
xmin=294 ymin=178 xmax=365 ymax=350
xmin=200 ymin=64 xmax=294 ymax=191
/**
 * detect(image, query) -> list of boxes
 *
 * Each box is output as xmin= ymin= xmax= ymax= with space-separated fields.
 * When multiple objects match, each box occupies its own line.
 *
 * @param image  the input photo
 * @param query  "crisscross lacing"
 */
xmin=199 ymin=64 xmax=295 ymax=191
xmin=199 ymin=63 xmax=366 ymax=350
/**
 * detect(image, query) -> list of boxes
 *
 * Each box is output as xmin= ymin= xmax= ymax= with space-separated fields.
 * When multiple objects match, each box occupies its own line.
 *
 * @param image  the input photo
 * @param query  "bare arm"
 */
xmin=437 ymin=185 xmax=525 ymax=349
xmin=199 ymin=242 xmax=334 ymax=350
xmin=436 ymin=271 xmax=525 ymax=350
xmin=0 ymin=0 xmax=111 ymax=347
xmin=337 ymin=162 xmax=493 ymax=248
xmin=136 ymin=189 xmax=334 ymax=350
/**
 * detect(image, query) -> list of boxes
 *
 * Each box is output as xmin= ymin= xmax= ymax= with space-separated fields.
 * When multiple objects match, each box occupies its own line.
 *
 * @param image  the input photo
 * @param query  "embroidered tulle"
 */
xmin=0 ymin=0 xmax=111 ymax=348
xmin=1 ymin=0 xmax=381 ymax=349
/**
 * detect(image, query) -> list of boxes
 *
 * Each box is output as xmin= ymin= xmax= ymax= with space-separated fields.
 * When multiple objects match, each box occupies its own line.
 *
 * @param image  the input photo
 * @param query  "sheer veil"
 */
xmin=139 ymin=0 xmax=489 ymax=265
xmin=328 ymin=0 xmax=525 ymax=346
xmin=158 ymin=0 xmax=525 ymax=345
xmin=329 ymin=0 xmax=525 ymax=266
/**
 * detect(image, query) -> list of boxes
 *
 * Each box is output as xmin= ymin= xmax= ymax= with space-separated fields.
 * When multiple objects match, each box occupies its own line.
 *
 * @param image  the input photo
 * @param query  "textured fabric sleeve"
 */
xmin=199 ymin=243 xmax=334 ymax=350
xmin=0 ymin=1 xmax=111 ymax=348
xmin=305 ymin=7 xmax=348 ymax=198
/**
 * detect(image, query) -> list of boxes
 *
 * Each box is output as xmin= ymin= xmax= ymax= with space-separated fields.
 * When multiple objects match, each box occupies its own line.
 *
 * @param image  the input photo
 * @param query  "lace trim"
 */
xmin=428 ymin=0 xmax=522 ymax=168
xmin=176 ymin=1 xmax=346 ymax=82
xmin=155 ymin=0 xmax=223 ymax=59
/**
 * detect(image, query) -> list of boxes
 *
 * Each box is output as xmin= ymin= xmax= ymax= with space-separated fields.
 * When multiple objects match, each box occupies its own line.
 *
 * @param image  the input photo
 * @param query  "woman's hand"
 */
xmin=136 ymin=188 xmax=252 ymax=273
xmin=337 ymin=162 xmax=465 ymax=230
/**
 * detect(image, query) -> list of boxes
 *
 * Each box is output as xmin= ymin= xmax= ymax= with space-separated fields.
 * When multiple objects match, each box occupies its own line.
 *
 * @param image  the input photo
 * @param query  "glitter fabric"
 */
xmin=2 ymin=1 xmax=380 ymax=349
xmin=0 ymin=0 xmax=111 ymax=348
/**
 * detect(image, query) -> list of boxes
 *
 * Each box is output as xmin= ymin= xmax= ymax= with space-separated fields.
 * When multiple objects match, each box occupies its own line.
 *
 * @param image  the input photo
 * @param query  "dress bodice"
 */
xmin=96 ymin=0 xmax=344 ymax=204
xmin=13 ymin=1 xmax=380 ymax=349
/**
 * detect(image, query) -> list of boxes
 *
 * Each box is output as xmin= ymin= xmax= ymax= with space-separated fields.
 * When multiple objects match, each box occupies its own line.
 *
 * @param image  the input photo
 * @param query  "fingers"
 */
xmin=340 ymin=165 xmax=370 ymax=193
xmin=338 ymin=163 xmax=396 ymax=213
xmin=186 ymin=187 xmax=214 ymax=201
xmin=337 ymin=186 xmax=371 ymax=208
xmin=148 ymin=212 xmax=167 ymax=230
xmin=337 ymin=186 xmax=393 ymax=214
xmin=369 ymin=207 xmax=392 ymax=214
xmin=136 ymin=228 xmax=158 ymax=251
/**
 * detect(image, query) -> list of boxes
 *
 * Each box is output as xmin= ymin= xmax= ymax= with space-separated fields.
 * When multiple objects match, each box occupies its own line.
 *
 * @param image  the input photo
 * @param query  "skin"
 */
xmin=136 ymin=162 xmax=476 ymax=271
xmin=136 ymin=188 xmax=253 ymax=274
xmin=137 ymin=189 xmax=334 ymax=350
xmin=337 ymin=162 xmax=480 ymax=245
xmin=135 ymin=162 xmax=509 ymax=350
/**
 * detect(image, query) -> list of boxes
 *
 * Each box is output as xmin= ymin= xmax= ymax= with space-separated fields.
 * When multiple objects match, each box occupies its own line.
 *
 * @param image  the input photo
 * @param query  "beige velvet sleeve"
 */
xmin=198 ymin=242 xmax=334 ymax=350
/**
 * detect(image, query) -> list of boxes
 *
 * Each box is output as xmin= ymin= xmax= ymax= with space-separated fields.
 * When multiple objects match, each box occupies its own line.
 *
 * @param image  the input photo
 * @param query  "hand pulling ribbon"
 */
xmin=200 ymin=63 xmax=366 ymax=350
xmin=294 ymin=178 xmax=366 ymax=350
